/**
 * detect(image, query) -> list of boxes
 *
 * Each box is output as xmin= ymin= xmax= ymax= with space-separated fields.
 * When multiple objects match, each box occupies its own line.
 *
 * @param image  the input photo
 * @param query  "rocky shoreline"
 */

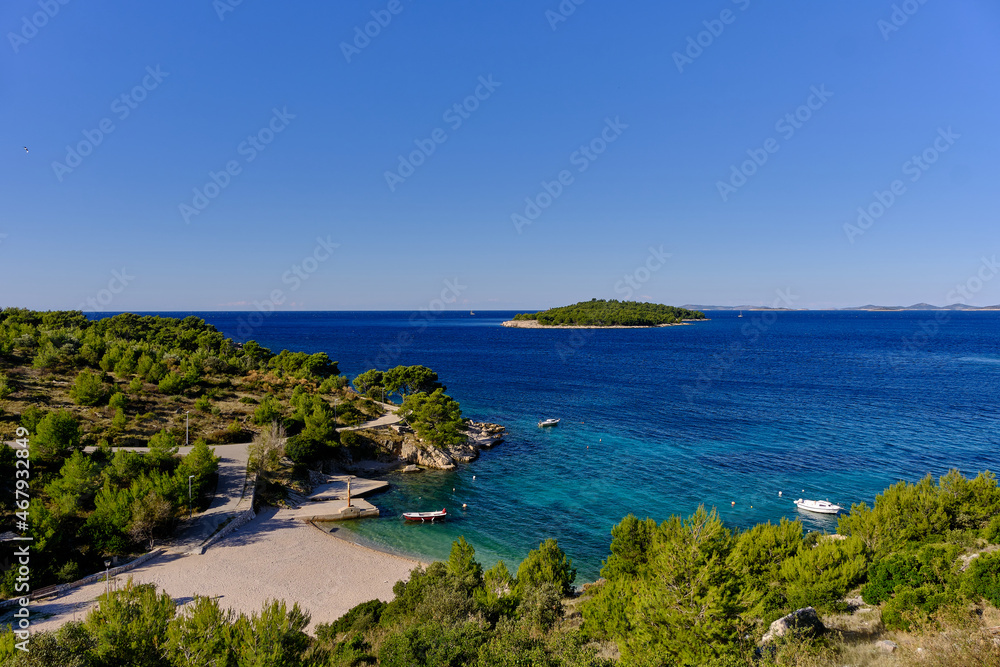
xmin=339 ymin=420 xmax=507 ymax=473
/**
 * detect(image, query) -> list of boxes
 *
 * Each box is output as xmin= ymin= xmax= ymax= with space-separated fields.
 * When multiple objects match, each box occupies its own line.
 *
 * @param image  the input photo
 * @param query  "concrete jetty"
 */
xmin=287 ymin=474 xmax=387 ymax=521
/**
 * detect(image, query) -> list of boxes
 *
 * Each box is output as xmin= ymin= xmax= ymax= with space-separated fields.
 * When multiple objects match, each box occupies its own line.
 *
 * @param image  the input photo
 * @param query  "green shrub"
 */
xmin=108 ymin=391 xmax=127 ymax=410
xmin=316 ymin=599 xmax=385 ymax=642
xmin=983 ymin=515 xmax=1000 ymax=544
xmin=727 ymin=518 xmax=803 ymax=621
xmin=252 ymin=394 xmax=284 ymax=425
xmin=56 ymin=561 xmax=80 ymax=583
xmin=966 ymin=551 xmax=1000 ymax=607
xmin=20 ymin=405 xmax=47 ymax=433
xmin=0 ymin=372 xmax=14 ymax=398
xmin=284 ymin=435 xmax=321 ymax=465
xmin=862 ymin=554 xmax=923 ymax=605
xmin=111 ymin=408 xmax=128 ymax=432
xmin=128 ymin=377 xmax=144 ymax=393
xmin=33 ymin=410 xmax=83 ymax=465
xmin=70 ymin=369 xmax=108 ymax=406
xmin=238 ymin=396 xmax=257 ymax=404
xmin=378 ymin=622 xmax=486 ymax=667
xmin=157 ymin=372 xmax=187 ymax=395
xmin=516 ymin=538 xmax=576 ymax=597
xmin=781 ymin=536 xmax=869 ymax=611
xmin=194 ymin=395 xmax=211 ymax=413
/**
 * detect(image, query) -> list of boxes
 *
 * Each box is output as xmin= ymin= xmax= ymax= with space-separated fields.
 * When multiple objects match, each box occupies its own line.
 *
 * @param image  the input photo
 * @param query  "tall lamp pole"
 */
xmin=188 ymin=475 xmax=195 ymax=520
xmin=104 ymin=559 xmax=111 ymax=596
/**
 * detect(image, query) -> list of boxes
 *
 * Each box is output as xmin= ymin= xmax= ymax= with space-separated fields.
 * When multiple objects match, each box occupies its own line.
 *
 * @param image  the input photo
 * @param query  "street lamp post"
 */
xmin=104 ymin=560 xmax=111 ymax=596
xmin=188 ymin=475 xmax=195 ymax=520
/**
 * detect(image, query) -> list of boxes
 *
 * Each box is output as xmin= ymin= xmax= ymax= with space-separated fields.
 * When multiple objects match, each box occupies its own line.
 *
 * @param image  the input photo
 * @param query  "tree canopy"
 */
xmin=398 ymin=389 xmax=465 ymax=448
xmin=513 ymin=299 xmax=706 ymax=327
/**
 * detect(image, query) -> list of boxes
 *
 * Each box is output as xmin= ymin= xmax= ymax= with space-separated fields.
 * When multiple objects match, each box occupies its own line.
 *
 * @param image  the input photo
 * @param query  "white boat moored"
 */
xmin=793 ymin=498 xmax=844 ymax=514
xmin=538 ymin=418 xmax=560 ymax=427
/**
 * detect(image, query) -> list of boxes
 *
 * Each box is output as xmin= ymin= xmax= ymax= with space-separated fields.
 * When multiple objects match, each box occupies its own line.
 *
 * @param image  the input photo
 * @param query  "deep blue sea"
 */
xmin=137 ymin=310 xmax=999 ymax=581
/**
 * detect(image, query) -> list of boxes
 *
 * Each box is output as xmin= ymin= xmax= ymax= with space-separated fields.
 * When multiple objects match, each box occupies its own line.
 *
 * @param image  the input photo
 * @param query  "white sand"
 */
xmin=26 ymin=508 xmax=422 ymax=634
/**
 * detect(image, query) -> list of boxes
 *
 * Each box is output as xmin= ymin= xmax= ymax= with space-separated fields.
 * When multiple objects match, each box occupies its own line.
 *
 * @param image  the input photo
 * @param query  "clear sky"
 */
xmin=2 ymin=1 xmax=998 ymax=311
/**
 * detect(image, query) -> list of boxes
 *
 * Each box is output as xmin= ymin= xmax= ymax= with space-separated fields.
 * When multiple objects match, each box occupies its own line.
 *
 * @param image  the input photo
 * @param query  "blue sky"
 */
xmin=1 ymin=0 xmax=998 ymax=310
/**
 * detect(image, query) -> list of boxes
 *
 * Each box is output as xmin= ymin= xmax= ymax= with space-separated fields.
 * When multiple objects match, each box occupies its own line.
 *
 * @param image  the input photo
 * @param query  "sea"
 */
xmin=132 ymin=310 xmax=999 ymax=581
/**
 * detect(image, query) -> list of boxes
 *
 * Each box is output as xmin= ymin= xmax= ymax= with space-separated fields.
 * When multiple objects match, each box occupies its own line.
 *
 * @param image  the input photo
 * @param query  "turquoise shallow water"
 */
xmin=149 ymin=310 xmax=1000 ymax=581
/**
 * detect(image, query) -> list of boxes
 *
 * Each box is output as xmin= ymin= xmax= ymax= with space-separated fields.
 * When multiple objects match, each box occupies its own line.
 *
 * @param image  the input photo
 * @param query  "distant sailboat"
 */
xmin=738 ymin=311 xmax=743 ymax=318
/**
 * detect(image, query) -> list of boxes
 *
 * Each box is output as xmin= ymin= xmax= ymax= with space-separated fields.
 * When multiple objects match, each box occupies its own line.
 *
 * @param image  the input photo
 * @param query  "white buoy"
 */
xmin=473 ymin=476 xmax=476 ymax=480
xmin=462 ymin=503 xmax=467 ymax=508
xmin=778 ymin=491 xmax=782 ymax=497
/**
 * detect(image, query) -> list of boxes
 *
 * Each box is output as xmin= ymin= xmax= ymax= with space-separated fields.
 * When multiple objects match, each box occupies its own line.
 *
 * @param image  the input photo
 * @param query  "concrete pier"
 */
xmin=287 ymin=475 xmax=387 ymax=521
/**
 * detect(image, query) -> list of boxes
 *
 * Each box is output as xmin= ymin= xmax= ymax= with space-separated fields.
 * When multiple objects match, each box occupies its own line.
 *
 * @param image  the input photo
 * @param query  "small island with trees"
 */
xmin=504 ymin=299 xmax=707 ymax=328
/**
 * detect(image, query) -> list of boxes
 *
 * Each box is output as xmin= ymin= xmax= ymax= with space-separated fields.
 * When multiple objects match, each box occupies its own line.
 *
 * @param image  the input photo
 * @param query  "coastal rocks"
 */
xmin=760 ymin=607 xmax=825 ymax=645
xmin=398 ymin=436 xmax=456 ymax=470
xmin=308 ymin=469 xmax=331 ymax=487
xmin=465 ymin=421 xmax=506 ymax=448
xmin=446 ymin=440 xmax=479 ymax=463
xmin=372 ymin=421 xmax=507 ymax=471
xmin=402 ymin=464 xmax=421 ymax=473
xmin=875 ymin=640 xmax=898 ymax=653
xmin=443 ymin=421 xmax=507 ymax=463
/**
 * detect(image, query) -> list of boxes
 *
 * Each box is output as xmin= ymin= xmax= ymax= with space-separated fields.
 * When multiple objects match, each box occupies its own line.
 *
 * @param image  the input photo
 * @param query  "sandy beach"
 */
xmin=24 ymin=507 xmax=422 ymax=634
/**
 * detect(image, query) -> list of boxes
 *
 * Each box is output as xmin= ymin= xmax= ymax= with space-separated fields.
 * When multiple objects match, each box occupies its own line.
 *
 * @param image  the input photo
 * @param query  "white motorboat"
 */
xmin=538 ymin=419 xmax=560 ymax=427
xmin=793 ymin=498 xmax=844 ymax=514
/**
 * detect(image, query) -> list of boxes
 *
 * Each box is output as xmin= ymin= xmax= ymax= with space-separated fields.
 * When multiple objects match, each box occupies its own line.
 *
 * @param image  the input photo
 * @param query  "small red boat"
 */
xmin=403 ymin=508 xmax=447 ymax=522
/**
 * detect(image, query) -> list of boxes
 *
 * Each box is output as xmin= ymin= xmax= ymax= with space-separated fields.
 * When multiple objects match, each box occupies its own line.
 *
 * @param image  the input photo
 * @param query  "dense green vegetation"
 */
xmin=581 ymin=469 xmax=1000 ymax=665
xmin=0 ymin=538 xmax=601 ymax=667
xmin=512 ymin=299 xmax=706 ymax=327
xmin=0 ymin=309 xmax=474 ymax=595
xmin=353 ymin=366 xmax=465 ymax=447
xmin=4 ymin=465 xmax=1000 ymax=665
xmin=0 ymin=310 xmax=353 ymax=592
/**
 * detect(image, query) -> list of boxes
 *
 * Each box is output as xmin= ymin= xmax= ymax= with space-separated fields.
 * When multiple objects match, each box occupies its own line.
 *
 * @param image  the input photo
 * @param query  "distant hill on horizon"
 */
xmin=682 ymin=305 xmax=805 ymax=311
xmin=684 ymin=304 xmax=1000 ymax=311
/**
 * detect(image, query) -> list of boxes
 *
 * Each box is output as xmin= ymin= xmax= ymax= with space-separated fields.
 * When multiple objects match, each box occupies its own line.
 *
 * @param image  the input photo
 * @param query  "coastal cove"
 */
xmin=138 ymin=310 xmax=1000 ymax=582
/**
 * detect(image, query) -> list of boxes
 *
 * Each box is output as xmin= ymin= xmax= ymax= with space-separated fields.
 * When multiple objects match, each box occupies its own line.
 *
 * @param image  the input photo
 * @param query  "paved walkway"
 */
xmin=165 ymin=442 xmax=252 ymax=554
xmin=336 ymin=400 xmax=403 ymax=432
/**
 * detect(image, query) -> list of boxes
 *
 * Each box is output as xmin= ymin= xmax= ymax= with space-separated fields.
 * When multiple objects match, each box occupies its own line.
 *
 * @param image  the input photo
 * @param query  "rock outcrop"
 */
xmin=465 ymin=421 xmax=506 ymax=448
xmin=875 ymin=640 xmax=898 ymax=653
xmin=398 ymin=437 xmax=456 ymax=470
xmin=349 ymin=421 xmax=507 ymax=471
xmin=760 ymin=607 xmax=825 ymax=645
xmin=446 ymin=439 xmax=479 ymax=463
